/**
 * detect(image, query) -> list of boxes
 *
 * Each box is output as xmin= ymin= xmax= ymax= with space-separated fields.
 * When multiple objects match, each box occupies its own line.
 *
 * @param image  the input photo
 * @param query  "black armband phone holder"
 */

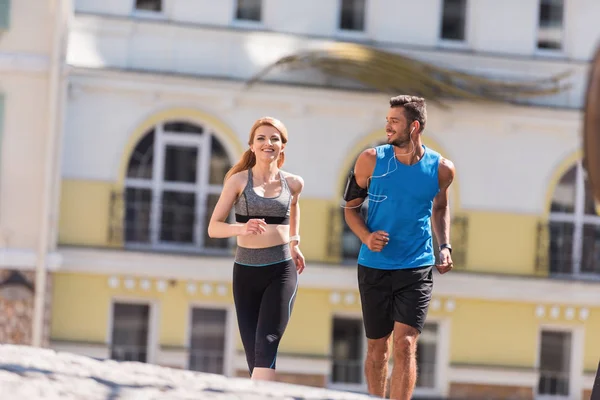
xmin=343 ymin=170 xmax=368 ymax=201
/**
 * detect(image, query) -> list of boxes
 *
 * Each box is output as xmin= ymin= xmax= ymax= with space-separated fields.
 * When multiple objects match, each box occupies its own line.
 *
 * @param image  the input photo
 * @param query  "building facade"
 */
xmin=0 ymin=0 xmax=70 ymax=347
xmin=1 ymin=0 xmax=599 ymax=399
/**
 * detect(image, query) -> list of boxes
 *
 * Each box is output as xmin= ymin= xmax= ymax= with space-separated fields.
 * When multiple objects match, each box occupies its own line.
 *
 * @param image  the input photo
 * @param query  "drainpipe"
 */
xmin=32 ymin=0 xmax=68 ymax=348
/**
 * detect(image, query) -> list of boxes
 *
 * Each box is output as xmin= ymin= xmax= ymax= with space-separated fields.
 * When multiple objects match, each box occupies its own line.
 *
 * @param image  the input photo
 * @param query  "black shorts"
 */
xmin=357 ymin=264 xmax=433 ymax=339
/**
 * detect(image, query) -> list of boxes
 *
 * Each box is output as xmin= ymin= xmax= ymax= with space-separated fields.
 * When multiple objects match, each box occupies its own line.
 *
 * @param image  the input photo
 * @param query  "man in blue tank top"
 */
xmin=344 ymin=95 xmax=455 ymax=400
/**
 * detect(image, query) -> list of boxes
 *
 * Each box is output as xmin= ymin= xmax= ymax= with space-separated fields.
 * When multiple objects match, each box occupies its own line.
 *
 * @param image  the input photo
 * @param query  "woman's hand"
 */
xmin=291 ymin=244 xmax=305 ymax=274
xmin=239 ymin=219 xmax=267 ymax=236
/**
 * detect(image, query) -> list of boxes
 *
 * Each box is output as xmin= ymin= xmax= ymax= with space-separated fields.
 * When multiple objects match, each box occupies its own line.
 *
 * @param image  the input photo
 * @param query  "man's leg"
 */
xmin=389 ymin=265 xmax=433 ymax=399
xmin=357 ymin=264 xmax=394 ymax=397
xmin=389 ymin=322 xmax=420 ymax=400
xmin=365 ymin=334 xmax=392 ymax=397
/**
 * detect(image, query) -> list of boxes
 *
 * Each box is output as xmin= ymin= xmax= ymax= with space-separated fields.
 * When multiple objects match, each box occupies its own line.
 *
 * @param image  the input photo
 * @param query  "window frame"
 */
xmin=327 ymin=312 xmax=449 ymax=398
xmin=438 ymin=0 xmax=470 ymax=49
xmin=0 ymin=0 xmax=11 ymax=30
xmin=327 ymin=312 xmax=367 ymax=392
xmin=186 ymin=302 xmax=236 ymax=377
xmin=131 ymin=0 xmax=166 ymax=20
xmin=548 ymin=160 xmax=600 ymax=278
xmin=231 ymin=0 xmax=264 ymax=29
xmin=123 ymin=120 xmax=235 ymax=255
xmin=535 ymin=324 xmax=584 ymax=400
xmin=535 ymin=0 xmax=566 ymax=57
xmin=107 ymin=297 xmax=159 ymax=364
xmin=336 ymin=0 xmax=368 ymax=40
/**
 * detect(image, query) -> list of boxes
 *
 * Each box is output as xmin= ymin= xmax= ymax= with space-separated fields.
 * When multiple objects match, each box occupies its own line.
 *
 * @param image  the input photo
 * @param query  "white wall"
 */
xmin=63 ymin=70 xmax=581 ymax=215
xmin=72 ymin=0 xmax=600 ymax=59
xmin=0 ymin=0 xmax=54 ymax=54
xmin=66 ymin=13 xmax=589 ymax=110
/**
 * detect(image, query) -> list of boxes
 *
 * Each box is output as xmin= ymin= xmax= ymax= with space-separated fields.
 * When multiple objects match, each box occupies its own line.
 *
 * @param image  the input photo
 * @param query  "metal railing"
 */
xmin=538 ymin=370 xmax=570 ymax=396
xmin=108 ymin=189 xmax=232 ymax=252
xmin=536 ymin=220 xmax=600 ymax=277
xmin=111 ymin=345 xmax=147 ymax=363
xmin=331 ymin=359 xmax=362 ymax=384
xmin=188 ymin=349 xmax=224 ymax=375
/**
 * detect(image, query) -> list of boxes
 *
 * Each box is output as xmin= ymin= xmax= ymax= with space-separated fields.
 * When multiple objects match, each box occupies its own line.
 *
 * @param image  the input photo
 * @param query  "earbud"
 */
xmin=410 ymin=127 xmax=415 ymax=134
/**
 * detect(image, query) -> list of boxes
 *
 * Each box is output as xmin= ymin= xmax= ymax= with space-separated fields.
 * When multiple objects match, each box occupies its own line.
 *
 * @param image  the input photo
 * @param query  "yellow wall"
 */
xmin=52 ymin=272 xmax=600 ymax=375
xmin=51 ymin=272 xmax=233 ymax=345
xmin=51 ymin=273 xmax=112 ymax=342
xmin=450 ymin=299 xmax=539 ymax=367
xmin=59 ymin=180 xmax=115 ymax=247
xmin=583 ymin=309 xmax=600 ymax=372
xmin=465 ymin=211 xmax=540 ymax=275
xmin=58 ymin=177 xmax=543 ymax=275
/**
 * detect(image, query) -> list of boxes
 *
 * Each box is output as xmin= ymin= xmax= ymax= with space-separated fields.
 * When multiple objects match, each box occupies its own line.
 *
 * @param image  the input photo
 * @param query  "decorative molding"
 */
xmin=0 ymin=248 xmax=62 ymax=271
xmin=449 ymin=364 xmax=538 ymax=387
xmin=59 ymin=247 xmax=600 ymax=306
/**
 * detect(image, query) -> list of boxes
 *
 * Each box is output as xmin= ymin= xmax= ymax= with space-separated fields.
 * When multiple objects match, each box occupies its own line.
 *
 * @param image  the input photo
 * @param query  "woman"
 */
xmin=207 ymin=116 xmax=305 ymax=381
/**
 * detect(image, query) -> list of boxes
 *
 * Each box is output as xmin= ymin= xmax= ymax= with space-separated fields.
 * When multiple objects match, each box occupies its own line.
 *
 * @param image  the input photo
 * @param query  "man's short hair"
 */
xmin=389 ymin=95 xmax=427 ymax=132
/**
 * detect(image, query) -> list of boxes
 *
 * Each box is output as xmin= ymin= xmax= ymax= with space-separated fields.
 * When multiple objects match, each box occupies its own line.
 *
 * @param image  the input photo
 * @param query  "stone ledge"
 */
xmin=0 ymin=345 xmax=375 ymax=399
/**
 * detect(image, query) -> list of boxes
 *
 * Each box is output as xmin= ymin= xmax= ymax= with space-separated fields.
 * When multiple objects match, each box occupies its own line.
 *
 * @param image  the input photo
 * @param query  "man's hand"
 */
xmin=364 ymin=230 xmax=389 ymax=252
xmin=436 ymin=248 xmax=453 ymax=274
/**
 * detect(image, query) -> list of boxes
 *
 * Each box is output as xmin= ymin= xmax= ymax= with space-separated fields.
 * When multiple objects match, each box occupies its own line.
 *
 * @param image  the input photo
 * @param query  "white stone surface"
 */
xmin=0 ymin=345 xmax=373 ymax=400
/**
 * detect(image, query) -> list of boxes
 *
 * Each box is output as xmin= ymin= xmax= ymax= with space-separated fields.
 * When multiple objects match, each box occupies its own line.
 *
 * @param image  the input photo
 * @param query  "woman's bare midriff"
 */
xmin=237 ymin=224 xmax=290 ymax=249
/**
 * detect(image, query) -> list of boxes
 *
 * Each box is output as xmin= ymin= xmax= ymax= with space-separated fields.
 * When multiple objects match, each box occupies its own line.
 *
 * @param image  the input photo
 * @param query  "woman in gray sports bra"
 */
xmin=207 ymin=117 xmax=305 ymax=382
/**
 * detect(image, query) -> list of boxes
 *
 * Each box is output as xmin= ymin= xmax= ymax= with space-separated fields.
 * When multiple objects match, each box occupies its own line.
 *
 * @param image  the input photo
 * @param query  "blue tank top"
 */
xmin=358 ymin=144 xmax=441 ymax=270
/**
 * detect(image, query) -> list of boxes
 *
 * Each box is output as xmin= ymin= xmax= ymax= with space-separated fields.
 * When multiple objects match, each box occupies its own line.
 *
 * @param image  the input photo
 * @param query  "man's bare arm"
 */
xmin=432 ymin=158 xmax=456 ymax=273
xmin=344 ymin=149 xmax=378 ymax=245
xmin=432 ymin=158 xmax=455 ymax=245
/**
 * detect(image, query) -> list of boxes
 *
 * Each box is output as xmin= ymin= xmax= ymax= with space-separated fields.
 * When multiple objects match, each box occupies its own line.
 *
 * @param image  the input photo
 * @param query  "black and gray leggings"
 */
xmin=232 ymin=244 xmax=298 ymax=376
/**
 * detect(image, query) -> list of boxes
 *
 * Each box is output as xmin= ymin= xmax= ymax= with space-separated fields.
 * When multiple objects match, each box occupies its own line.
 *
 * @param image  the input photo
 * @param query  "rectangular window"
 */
xmin=440 ymin=0 xmax=467 ymax=41
xmin=110 ymin=303 xmax=151 ymax=363
xmin=537 ymin=0 xmax=564 ymax=50
xmin=188 ymin=308 xmax=227 ymax=374
xmin=235 ymin=0 xmax=262 ymax=22
xmin=331 ymin=317 xmax=363 ymax=384
xmin=416 ymin=323 xmax=438 ymax=388
xmin=339 ymin=0 xmax=366 ymax=32
xmin=538 ymin=330 xmax=571 ymax=396
xmin=135 ymin=0 xmax=162 ymax=12
xmin=0 ymin=0 xmax=10 ymax=29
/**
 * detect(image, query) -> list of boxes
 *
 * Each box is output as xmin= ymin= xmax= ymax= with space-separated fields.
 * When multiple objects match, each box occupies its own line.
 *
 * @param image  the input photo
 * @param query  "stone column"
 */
xmin=0 ymin=269 xmax=53 ymax=347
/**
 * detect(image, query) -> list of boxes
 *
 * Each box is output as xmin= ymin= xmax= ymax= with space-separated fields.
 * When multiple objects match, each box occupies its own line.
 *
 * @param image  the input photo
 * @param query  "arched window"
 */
xmin=548 ymin=161 xmax=600 ymax=276
xmin=122 ymin=120 xmax=233 ymax=253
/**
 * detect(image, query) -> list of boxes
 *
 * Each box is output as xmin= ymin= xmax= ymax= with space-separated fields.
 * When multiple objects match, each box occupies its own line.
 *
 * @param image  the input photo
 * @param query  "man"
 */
xmin=343 ymin=95 xmax=455 ymax=399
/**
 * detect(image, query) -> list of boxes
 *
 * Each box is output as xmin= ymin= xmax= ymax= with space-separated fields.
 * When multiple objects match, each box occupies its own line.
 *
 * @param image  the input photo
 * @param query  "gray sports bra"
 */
xmin=234 ymin=169 xmax=292 ymax=225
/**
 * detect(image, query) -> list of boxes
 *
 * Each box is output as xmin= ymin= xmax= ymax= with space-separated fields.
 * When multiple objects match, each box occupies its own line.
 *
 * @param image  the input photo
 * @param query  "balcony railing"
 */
xmin=535 ymin=220 xmax=600 ymax=277
xmin=108 ymin=190 xmax=233 ymax=254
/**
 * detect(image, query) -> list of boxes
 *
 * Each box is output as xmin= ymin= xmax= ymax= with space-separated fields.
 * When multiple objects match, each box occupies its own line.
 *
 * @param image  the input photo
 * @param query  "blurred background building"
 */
xmin=1 ymin=0 xmax=599 ymax=399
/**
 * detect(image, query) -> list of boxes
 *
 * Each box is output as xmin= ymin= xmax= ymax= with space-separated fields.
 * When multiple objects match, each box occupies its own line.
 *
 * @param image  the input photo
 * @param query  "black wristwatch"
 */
xmin=439 ymin=243 xmax=452 ymax=254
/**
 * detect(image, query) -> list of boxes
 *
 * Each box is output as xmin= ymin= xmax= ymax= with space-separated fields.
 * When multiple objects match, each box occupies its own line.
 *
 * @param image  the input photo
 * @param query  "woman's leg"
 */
xmin=232 ymin=263 xmax=264 ymax=376
xmin=252 ymin=260 xmax=298 ymax=381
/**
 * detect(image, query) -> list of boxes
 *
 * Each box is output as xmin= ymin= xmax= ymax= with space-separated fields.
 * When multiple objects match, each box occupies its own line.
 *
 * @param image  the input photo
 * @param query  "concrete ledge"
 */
xmin=0 ymin=345 xmax=374 ymax=399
